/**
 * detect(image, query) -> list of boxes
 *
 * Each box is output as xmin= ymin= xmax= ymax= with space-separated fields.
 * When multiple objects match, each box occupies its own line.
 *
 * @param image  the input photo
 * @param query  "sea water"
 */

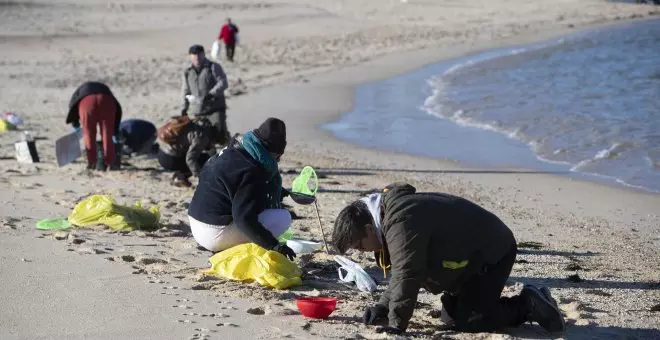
xmin=324 ymin=19 xmax=660 ymax=192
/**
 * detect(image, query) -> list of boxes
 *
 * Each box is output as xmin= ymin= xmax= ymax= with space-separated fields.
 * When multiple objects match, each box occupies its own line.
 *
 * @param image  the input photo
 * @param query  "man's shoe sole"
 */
xmin=523 ymin=285 xmax=566 ymax=334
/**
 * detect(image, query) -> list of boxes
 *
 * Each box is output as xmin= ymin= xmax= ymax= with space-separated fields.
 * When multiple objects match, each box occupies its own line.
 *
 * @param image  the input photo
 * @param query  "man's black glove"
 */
xmin=375 ymin=326 xmax=403 ymax=335
xmin=203 ymin=93 xmax=214 ymax=102
xmin=363 ymin=304 xmax=388 ymax=325
xmin=272 ymin=243 xmax=296 ymax=261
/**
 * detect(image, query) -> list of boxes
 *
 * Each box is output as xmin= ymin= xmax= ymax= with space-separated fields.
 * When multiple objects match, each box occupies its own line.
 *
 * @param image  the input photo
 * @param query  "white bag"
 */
xmin=211 ymin=40 xmax=220 ymax=61
xmin=334 ymin=255 xmax=377 ymax=292
xmin=15 ymin=141 xmax=39 ymax=163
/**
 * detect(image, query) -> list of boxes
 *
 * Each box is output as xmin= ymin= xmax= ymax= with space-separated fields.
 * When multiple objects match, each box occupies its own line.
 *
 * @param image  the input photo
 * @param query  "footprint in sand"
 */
xmin=190 ymin=328 xmax=213 ymax=340
xmin=191 ymin=282 xmax=217 ymax=290
xmin=560 ymin=299 xmax=601 ymax=326
xmin=173 ymin=305 xmax=193 ymax=309
xmin=67 ymin=235 xmax=86 ymax=245
xmin=76 ymin=247 xmax=106 ymax=255
xmin=216 ymin=322 xmax=239 ymax=327
xmin=53 ymin=232 xmax=69 ymax=240
xmin=246 ymin=306 xmax=271 ymax=315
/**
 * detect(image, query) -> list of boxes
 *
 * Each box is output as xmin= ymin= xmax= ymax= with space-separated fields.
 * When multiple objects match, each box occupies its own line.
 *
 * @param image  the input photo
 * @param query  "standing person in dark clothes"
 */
xmin=118 ymin=119 xmax=158 ymax=155
xmin=66 ymin=81 xmax=122 ymax=171
xmin=187 ymin=118 xmax=295 ymax=260
xmin=218 ymin=18 xmax=239 ymax=62
xmin=181 ymin=44 xmax=231 ymax=146
xmin=157 ymin=119 xmax=217 ymax=187
xmin=332 ymin=183 xmax=566 ymax=336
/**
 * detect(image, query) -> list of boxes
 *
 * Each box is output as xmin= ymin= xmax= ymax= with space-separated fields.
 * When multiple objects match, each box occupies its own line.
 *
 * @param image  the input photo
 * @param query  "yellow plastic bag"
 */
xmin=68 ymin=195 xmax=160 ymax=231
xmin=202 ymin=243 xmax=302 ymax=290
xmin=0 ymin=118 xmax=16 ymax=132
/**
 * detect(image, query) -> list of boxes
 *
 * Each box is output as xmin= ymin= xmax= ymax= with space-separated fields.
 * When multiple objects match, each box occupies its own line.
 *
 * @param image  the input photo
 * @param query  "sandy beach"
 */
xmin=1 ymin=1 xmax=659 ymax=339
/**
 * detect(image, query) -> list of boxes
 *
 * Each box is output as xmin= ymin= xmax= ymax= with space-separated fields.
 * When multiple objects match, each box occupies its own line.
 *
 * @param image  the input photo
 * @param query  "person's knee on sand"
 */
xmin=190 ymin=208 xmax=292 ymax=252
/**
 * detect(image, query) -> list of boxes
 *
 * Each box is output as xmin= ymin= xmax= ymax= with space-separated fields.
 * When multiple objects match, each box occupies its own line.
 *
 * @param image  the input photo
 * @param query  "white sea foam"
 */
xmin=418 ymin=39 xmax=660 ymax=192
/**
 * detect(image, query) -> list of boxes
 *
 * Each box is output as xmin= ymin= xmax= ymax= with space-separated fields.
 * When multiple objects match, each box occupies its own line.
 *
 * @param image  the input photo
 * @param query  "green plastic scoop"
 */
xmin=289 ymin=166 xmax=318 ymax=205
xmin=286 ymin=166 xmax=329 ymax=254
xmin=36 ymin=218 xmax=71 ymax=230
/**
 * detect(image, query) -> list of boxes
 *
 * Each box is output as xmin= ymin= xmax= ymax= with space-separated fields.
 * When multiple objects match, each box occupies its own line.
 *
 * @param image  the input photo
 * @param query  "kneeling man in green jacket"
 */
xmin=332 ymin=183 xmax=565 ymax=335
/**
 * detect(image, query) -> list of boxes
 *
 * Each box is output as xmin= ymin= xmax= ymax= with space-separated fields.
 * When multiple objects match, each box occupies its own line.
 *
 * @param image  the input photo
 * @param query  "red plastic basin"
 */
xmin=295 ymin=297 xmax=338 ymax=319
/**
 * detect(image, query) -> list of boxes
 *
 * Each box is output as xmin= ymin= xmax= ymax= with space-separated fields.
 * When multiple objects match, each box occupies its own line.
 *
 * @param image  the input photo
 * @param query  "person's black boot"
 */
xmin=440 ymin=293 xmax=458 ymax=322
xmin=171 ymin=173 xmax=192 ymax=187
xmin=521 ymin=285 xmax=565 ymax=334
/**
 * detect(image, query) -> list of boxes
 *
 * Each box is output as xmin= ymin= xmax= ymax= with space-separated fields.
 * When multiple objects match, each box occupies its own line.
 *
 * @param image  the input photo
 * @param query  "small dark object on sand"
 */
xmin=651 ymin=304 xmax=660 ymax=312
xmin=565 ymin=263 xmax=583 ymax=271
xmin=586 ymin=289 xmax=612 ymax=297
xmin=567 ymin=274 xmax=584 ymax=283
xmin=516 ymin=259 xmax=529 ymax=264
xmin=518 ymin=241 xmax=544 ymax=250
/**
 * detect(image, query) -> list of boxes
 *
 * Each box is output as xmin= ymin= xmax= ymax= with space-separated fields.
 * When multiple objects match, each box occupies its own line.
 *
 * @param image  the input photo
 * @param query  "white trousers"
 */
xmin=189 ymin=209 xmax=292 ymax=252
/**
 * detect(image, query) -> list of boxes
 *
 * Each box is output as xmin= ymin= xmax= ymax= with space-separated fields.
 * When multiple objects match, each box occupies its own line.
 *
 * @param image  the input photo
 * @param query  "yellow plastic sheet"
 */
xmin=202 ymin=243 xmax=302 ymax=290
xmin=68 ymin=195 xmax=160 ymax=231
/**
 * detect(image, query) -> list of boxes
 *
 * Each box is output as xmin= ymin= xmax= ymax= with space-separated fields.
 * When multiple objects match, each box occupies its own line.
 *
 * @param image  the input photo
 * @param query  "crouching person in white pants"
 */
xmin=189 ymin=209 xmax=291 ymax=253
xmin=187 ymin=118 xmax=297 ymax=260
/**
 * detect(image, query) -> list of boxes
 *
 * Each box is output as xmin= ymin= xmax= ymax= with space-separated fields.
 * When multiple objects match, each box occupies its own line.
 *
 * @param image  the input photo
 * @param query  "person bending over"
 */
xmin=157 ymin=118 xmax=217 ymax=187
xmin=118 ymin=118 xmax=158 ymax=156
xmin=332 ymin=183 xmax=565 ymax=335
xmin=66 ymin=81 xmax=122 ymax=171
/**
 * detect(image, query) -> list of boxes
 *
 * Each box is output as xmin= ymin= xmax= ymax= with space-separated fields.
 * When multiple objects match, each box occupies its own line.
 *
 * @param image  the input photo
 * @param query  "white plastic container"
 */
xmin=286 ymin=239 xmax=322 ymax=254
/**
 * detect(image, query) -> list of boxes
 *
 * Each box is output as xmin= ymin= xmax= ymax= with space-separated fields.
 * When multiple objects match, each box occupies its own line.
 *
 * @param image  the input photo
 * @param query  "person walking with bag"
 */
xmin=218 ymin=18 xmax=239 ymax=62
xmin=181 ymin=44 xmax=231 ymax=146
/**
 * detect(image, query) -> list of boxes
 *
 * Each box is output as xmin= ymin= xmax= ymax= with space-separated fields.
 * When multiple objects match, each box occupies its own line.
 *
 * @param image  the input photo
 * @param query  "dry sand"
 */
xmin=1 ymin=1 xmax=659 ymax=339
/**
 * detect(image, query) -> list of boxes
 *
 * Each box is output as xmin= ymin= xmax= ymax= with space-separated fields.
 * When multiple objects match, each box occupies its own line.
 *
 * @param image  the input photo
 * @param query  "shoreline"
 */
xmin=320 ymin=17 xmax=660 ymax=195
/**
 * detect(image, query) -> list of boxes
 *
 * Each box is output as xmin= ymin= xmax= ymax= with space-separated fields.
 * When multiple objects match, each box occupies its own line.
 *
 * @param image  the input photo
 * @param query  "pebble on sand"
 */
xmin=246 ymin=307 xmax=269 ymax=315
xmin=567 ymin=273 xmax=585 ymax=283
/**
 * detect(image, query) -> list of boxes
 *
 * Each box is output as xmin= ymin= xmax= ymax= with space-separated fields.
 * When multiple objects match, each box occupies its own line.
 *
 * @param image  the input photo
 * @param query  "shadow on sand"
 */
xmin=310 ymin=167 xmax=570 ymax=176
xmin=510 ymin=276 xmax=659 ymax=291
